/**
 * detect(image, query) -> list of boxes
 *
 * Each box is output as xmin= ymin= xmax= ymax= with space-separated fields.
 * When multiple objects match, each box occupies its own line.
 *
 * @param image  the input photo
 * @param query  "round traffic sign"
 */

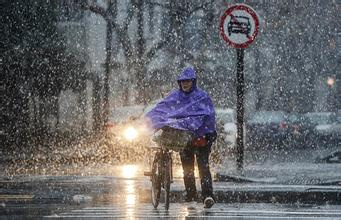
xmin=220 ymin=4 xmax=260 ymax=49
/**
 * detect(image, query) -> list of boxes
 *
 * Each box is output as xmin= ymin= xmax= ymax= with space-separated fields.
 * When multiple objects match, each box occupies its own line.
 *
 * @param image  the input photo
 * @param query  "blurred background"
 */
xmin=1 ymin=0 xmax=340 ymax=158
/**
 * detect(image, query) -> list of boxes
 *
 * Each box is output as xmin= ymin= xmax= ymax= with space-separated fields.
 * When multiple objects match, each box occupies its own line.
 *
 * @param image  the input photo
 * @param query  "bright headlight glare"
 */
xmin=124 ymin=126 xmax=138 ymax=141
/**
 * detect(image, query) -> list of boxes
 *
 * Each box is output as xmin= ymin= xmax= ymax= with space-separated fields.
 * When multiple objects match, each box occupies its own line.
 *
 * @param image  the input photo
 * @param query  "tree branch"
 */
xmin=185 ymin=1 xmax=212 ymax=19
xmin=122 ymin=0 xmax=137 ymax=32
xmin=144 ymin=41 xmax=166 ymax=64
xmin=116 ymin=30 xmax=133 ymax=59
xmin=86 ymin=3 xmax=107 ymax=19
xmin=145 ymin=0 xmax=170 ymax=9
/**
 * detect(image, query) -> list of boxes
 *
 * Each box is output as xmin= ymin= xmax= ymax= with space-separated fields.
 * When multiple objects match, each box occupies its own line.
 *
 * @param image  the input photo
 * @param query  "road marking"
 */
xmin=44 ymin=215 xmax=341 ymax=219
xmin=0 ymin=194 xmax=34 ymax=200
xmin=44 ymin=204 xmax=341 ymax=219
xmin=69 ymin=208 xmax=341 ymax=215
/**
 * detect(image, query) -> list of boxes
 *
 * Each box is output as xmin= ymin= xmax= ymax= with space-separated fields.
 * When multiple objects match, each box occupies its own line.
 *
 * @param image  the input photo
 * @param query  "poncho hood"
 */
xmin=177 ymin=67 xmax=197 ymax=93
xmin=145 ymin=67 xmax=216 ymax=137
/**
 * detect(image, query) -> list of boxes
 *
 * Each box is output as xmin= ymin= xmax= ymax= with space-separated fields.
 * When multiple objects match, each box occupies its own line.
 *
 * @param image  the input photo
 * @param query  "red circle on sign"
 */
xmin=220 ymin=4 xmax=259 ymax=49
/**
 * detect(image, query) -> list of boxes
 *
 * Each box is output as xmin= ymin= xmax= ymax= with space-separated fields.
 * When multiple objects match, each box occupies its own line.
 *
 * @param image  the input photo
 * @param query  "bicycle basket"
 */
xmin=154 ymin=127 xmax=194 ymax=151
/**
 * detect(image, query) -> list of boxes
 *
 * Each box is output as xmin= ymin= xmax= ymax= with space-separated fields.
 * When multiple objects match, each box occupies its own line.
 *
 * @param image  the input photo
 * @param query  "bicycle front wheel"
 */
xmin=151 ymin=153 xmax=161 ymax=208
xmin=163 ymin=153 xmax=171 ymax=210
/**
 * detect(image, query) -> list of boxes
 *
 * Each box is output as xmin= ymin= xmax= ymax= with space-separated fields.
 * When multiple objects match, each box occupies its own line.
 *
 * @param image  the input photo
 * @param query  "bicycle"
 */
xmin=144 ymin=127 xmax=193 ymax=210
xmin=144 ymin=144 xmax=173 ymax=210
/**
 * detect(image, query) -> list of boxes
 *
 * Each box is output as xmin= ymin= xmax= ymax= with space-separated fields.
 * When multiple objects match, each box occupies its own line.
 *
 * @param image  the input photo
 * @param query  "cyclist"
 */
xmin=145 ymin=66 xmax=217 ymax=208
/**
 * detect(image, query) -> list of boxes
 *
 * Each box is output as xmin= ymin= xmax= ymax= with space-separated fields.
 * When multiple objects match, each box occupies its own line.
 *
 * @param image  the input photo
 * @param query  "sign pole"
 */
xmin=219 ymin=3 xmax=260 ymax=173
xmin=236 ymin=48 xmax=245 ymax=172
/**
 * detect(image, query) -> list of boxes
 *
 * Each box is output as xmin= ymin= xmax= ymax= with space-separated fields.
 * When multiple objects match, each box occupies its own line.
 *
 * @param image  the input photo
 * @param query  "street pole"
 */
xmin=103 ymin=19 xmax=113 ymax=129
xmin=236 ymin=48 xmax=245 ymax=172
xmin=219 ymin=3 xmax=260 ymax=174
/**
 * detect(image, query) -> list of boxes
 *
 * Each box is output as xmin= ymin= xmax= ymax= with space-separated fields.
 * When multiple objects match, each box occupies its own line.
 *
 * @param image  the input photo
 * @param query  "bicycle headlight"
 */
xmin=124 ymin=126 xmax=138 ymax=141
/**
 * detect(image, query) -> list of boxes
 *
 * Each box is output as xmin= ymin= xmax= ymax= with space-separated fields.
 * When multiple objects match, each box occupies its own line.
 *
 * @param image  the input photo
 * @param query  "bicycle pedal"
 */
xmin=144 ymin=171 xmax=152 ymax=176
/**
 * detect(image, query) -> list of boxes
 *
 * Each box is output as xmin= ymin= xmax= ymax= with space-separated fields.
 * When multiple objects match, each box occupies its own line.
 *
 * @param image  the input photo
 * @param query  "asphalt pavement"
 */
xmin=43 ymin=203 xmax=341 ymax=219
xmin=1 ymin=167 xmax=341 ymax=219
xmin=0 ymin=141 xmax=341 ymax=210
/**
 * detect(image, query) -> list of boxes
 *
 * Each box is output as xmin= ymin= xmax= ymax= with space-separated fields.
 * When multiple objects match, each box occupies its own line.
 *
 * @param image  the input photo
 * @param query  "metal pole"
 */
xmin=103 ymin=19 xmax=113 ymax=129
xmin=236 ymin=48 xmax=245 ymax=172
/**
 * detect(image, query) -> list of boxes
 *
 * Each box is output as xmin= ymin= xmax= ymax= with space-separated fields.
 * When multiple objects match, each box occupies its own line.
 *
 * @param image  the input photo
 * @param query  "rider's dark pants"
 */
xmin=180 ymin=144 xmax=213 ymax=202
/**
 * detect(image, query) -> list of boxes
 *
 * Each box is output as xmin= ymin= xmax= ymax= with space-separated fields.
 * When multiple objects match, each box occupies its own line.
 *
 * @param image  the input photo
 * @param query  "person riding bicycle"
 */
xmin=145 ymin=66 xmax=217 ymax=208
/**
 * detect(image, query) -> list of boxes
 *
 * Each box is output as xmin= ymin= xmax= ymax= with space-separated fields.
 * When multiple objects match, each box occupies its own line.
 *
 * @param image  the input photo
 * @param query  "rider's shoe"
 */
xmin=203 ymin=196 xmax=215 ymax=208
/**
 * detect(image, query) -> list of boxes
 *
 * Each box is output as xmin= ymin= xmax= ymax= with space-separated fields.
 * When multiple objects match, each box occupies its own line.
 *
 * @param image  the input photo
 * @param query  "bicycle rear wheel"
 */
xmin=163 ymin=153 xmax=171 ymax=210
xmin=151 ymin=153 xmax=161 ymax=208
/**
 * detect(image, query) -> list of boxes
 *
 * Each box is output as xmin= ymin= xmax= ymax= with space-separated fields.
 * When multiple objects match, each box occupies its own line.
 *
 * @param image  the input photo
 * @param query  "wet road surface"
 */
xmin=44 ymin=203 xmax=341 ymax=219
xmin=1 ymin=164 xmax=341 ymax=219
xmin=1 ymin=144 xmax=341 ymax=219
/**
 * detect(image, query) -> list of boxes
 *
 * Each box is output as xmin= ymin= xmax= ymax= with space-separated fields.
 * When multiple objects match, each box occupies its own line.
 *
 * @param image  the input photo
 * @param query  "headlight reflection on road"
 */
xmin=121 ymin=164 xmax=138 ymax=179
xmin=126 ymin=194 xmax=136 ymax=206
xmin=126 ymin=180 xmax=136 ymax=206
xmin=122 ymin=166 xmax=138 ymax=215
xmin=125 ymin=180 xmax=136 ymax=218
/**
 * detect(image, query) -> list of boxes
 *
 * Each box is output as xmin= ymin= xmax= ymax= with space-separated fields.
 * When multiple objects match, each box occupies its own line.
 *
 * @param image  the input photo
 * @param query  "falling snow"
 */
xmin=1 ymin=0 xmax=340 ymax=177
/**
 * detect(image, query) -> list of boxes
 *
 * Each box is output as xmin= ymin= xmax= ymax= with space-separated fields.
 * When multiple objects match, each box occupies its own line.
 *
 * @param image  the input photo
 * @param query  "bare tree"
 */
xmin=83 ymin=0 xmax=214 ymax=105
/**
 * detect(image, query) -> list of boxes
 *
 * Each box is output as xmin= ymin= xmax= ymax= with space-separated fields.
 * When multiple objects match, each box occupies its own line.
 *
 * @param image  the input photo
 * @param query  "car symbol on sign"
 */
xmin=227 ymin=15 xmax=251 ymax=38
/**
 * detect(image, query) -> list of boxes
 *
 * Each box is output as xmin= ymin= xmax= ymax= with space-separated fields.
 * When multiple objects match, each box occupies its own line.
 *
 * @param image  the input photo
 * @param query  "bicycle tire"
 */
xmin=151 ymin=153 xmax=161 ymax=208
xmin=163 ymin=153 xmax=171 ymax=210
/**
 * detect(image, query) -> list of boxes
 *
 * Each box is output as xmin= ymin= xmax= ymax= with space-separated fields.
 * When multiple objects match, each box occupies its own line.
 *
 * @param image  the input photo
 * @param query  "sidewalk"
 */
xmin=161 ymin=155 xmax=341 ymax=205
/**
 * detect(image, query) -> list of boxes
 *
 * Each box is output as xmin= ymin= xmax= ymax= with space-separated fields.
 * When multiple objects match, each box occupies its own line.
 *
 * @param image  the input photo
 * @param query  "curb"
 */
xmin=212 ymin=188 xmax=341 ymax=205
xmin=139 ymin=184 xmax=341 ymax=205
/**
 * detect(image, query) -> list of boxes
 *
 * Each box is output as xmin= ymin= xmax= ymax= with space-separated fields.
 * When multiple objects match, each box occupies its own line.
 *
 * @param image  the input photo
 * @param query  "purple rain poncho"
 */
xmin=145 ymin=67 xmax=216 ymax=137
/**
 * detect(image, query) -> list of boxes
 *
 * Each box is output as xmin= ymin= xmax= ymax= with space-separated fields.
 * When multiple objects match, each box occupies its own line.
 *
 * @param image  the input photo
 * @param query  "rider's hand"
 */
xmin=192 ymin=136 xmax=207 ymax=147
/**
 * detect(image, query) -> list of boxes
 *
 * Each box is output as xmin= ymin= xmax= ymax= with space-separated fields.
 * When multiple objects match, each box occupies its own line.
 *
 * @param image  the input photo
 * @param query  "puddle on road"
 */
xmin=88 ymin=163 xmax=188 ymax=206
xmin=91 ymin=179 xmax=139 ymax=204
xmin=90 ymin=164 xmax=145 ymax=206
